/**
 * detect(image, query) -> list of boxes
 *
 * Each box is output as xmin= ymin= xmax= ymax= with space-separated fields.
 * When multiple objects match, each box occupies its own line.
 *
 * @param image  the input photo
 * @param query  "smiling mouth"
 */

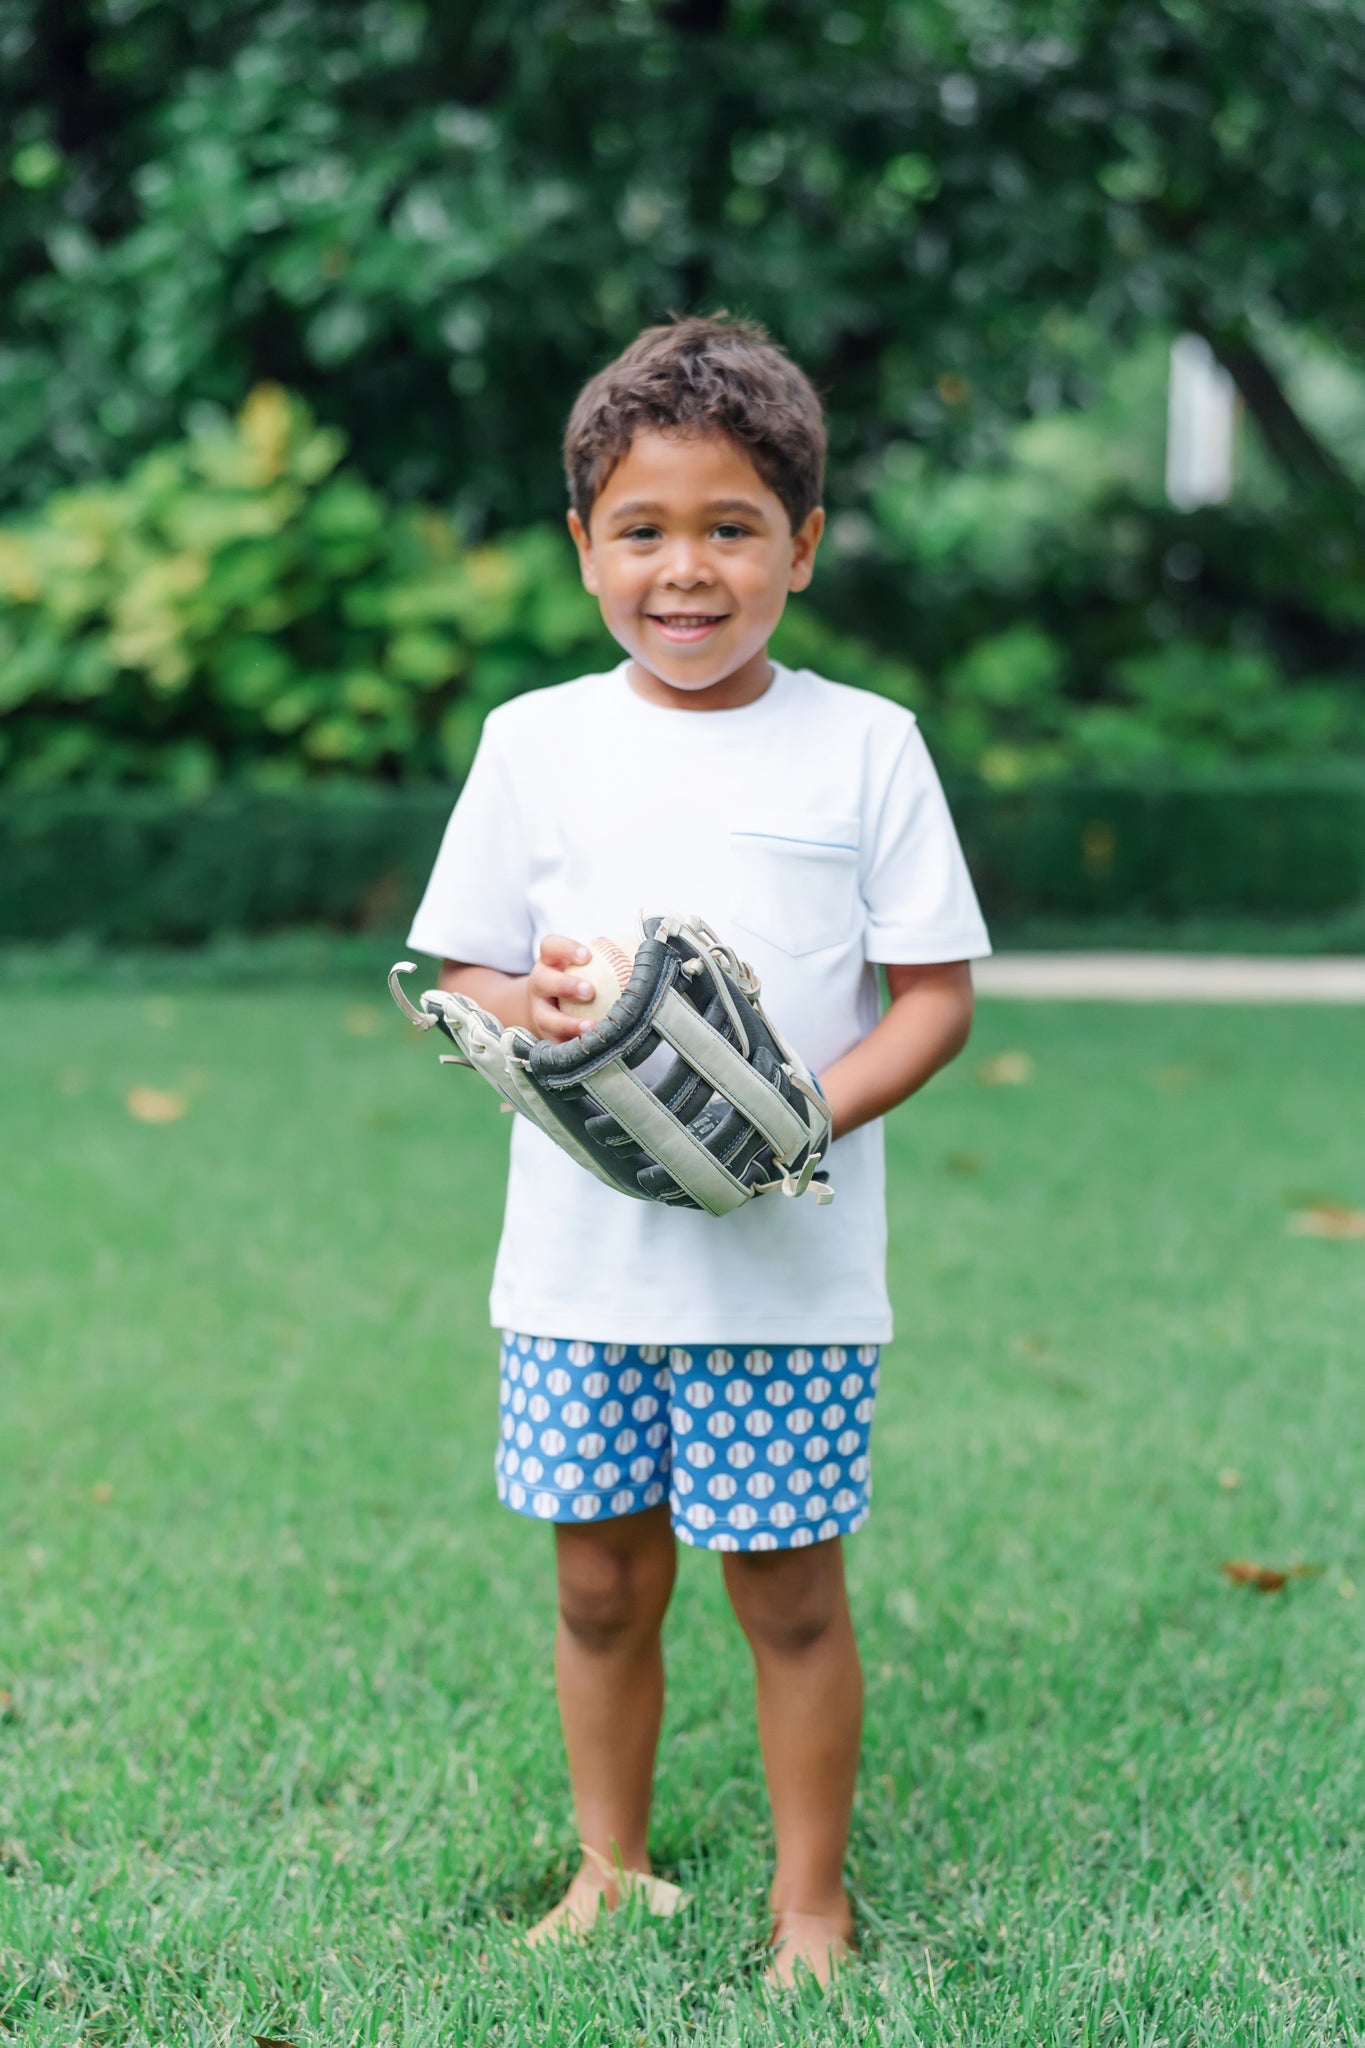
xmin=649 ymin=615 xmax=727 ymax=647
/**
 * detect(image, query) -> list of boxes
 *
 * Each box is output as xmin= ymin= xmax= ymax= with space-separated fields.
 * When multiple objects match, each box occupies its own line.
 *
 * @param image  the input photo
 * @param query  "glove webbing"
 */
xmin=526 ymin=935 xmax=824 ymax=1214
xmin=390 ymin=916 xmax=833 ymax=1216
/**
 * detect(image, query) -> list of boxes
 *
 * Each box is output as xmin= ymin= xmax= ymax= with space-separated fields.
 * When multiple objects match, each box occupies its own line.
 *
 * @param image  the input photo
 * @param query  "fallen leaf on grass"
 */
xmin=1222 ymin=1560 xmax=1322 ymax=1593
xmin=125 ymin=1085 xmax=187 ymax=1124
xmin=252 ymin=2037 xmax=301 ymax=2048
xmin=359 ymin=1107 xmax=403 ymax=1133
xmin=1011 ymin=1332 xmax=1051 ymax=1358
xmin=977 ymin=1051 xmax=1034 ymax=1087
xmin=343 ymin=1004 xmax=382 ymax=1037
xmin=1224 ymin=1561 xmax=1289 ymax=1592
xmin=1287 ymin=1203 xmax=1365 ymax=1241
xmin=943 ymin=1151 xmax=984 ymax=1176
xmin=90 ymin=1481 xmax=112 ymax=1504
xmin=1218 ymin=1468 xmax=1241 ymax=1491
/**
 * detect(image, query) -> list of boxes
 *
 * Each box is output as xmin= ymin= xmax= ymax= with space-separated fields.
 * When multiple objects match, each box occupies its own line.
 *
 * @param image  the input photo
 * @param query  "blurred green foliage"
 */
xmin=1 ymin=385 xmax=1361 ymax=792
xmin=936 ymin=631 xmax=1365 ymax=786
xmin=2 ymin=0 xmax=1363 ymax=784
xmin=0 ymin=386 xmax=617 ymax=791
xmin=848 ymin=340 xmax=1365 ymax=704
xmin=3 ymin=0 xmax=1362 ymax=523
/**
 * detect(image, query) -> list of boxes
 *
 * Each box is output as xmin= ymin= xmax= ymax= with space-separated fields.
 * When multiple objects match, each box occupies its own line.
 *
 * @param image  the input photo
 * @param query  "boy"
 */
xmin=407 ymin=315 xmax=990 ymax=1984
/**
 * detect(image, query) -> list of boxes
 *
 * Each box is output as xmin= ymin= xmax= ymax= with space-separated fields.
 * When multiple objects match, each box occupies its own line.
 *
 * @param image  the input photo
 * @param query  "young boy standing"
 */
xmin=407 ymin=316 xmax=990 ymax=1983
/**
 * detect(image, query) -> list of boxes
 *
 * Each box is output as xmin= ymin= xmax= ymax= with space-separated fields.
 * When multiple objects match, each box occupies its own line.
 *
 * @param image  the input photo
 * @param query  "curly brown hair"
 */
xmin=563 ymin=314 xmax=826 ymax=532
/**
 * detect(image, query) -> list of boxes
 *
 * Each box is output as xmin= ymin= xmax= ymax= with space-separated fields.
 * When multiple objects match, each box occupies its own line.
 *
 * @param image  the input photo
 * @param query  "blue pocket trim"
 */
xmin=731 ymin=831 xmax=858 ymax=853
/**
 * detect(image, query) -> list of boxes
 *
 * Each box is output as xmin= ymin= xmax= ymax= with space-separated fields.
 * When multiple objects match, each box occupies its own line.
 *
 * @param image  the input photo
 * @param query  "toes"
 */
xmin=522 ymin=1876 xmax=607 ymax=1948
xmin=766 ymin=1912 xmax=855 ymax=1989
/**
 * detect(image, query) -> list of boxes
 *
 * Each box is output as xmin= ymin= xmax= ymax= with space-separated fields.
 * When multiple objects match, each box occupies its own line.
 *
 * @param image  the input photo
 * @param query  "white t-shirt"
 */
xmin=407 ymin=660 xmax=990 ymax=1344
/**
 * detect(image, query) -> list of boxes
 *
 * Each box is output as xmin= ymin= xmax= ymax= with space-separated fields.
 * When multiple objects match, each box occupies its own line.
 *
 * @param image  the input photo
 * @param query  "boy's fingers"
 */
xmin=536 ymin=967 xmax=597 ymax=1004
xmin=539 ymin=933 xmax=592 ymax=968
xmin=529 ymin=941 xmax=596 ymax=1037
xmin=530 ymin=1000 xmax=589 ymax=1042
xmin=529 ymin=957 xmax=596 ymax=1002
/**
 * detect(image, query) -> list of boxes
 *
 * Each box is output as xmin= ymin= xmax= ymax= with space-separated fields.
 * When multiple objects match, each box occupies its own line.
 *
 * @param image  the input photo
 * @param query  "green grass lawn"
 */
xmin=3 ymin=985 xmax=1364 ymax=2046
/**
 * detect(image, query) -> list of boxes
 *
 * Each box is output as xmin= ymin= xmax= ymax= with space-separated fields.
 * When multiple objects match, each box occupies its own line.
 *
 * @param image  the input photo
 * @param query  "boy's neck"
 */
xmin=625 ymin=646 xmax=776 ymax=712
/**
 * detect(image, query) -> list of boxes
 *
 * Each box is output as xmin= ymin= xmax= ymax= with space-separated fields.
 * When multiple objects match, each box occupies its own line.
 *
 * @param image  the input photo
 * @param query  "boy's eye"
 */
xmin=618 ymin=522 xmax=750 ymax=542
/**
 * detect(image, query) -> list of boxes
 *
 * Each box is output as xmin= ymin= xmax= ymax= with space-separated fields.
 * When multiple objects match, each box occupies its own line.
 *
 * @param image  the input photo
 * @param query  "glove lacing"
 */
xmin=660 ymin=914 xmax=833 ymax=1205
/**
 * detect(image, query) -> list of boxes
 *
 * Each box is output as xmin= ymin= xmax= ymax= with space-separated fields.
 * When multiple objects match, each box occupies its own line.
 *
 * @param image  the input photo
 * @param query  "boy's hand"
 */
xmin=529 ymin=934 xmax=598 ymax=1041
xmin=817 ymin=959 xmax=975 ymax=1140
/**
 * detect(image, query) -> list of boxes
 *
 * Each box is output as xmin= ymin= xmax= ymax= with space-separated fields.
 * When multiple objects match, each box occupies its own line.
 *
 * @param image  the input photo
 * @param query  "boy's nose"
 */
xmin=660 ymin=546 xmax=713 ymax=588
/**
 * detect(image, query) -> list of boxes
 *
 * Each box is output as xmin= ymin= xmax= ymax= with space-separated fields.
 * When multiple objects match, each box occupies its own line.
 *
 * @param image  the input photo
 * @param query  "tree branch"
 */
xmin=1195 ymin=318 xmax=1360 ymax=503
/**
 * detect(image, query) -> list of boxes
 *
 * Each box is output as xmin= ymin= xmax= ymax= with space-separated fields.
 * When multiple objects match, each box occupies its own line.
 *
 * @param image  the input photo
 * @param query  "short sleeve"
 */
xmin=860 ymin=724 xmax=991 ymax=964
xmin=406 ymin=714 xmax=535 ymax=970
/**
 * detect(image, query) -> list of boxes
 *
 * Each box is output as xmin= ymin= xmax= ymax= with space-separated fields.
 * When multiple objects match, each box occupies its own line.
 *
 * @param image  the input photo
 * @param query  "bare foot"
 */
xmin=523 ymin=1847 xmax=687 ymax=1949
xmin=523 ymin=1861 xmax=616 ymax=1948
xmin=766 ymin=1908 xmax=855 ymax=1988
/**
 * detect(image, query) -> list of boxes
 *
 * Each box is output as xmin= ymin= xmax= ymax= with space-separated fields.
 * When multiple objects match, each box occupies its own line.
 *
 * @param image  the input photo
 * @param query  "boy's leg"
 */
xmin=722 ymin=1537 xmax=861 ymax=1984
xmin=527 ymin=1501 xmax=677 ymax=1942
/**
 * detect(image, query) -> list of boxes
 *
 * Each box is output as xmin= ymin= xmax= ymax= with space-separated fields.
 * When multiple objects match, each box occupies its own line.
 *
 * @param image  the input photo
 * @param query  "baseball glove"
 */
xmin=389 ymin=912 xmax=833 ymax=1216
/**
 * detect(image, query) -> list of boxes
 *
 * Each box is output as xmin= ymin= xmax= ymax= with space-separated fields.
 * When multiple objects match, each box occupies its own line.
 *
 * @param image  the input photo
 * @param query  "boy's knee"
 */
xmin=556 ymin=1519 xmax=675 ymax=1651
xmin=725 ymin=1544 xmax=846 ymax=1656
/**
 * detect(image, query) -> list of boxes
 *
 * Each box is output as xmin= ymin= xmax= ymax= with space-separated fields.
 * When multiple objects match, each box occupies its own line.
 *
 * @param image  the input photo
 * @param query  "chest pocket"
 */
xmin=728 ymin=818 xmax=862 ymax=957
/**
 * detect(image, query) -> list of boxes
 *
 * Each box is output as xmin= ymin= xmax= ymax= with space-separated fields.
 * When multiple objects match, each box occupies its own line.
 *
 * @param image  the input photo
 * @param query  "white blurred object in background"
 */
xmin=1165 ymin=333 xmax=1237 ymax=509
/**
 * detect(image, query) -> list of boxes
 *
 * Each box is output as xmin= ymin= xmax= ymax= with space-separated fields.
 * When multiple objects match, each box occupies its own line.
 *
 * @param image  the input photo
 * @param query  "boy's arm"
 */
xmin=444 ymin=949 xmax=973 ymax=1126
xmin=818 ymin=960 xmax=975 ymax=1142
xmin=438 ymin=936 xmax=598 ymax=1044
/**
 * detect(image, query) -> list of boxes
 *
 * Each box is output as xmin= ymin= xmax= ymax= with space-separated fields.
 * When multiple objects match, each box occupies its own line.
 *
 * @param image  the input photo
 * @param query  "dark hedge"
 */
xmin=0 ymin=787 xmax=453 ymax=945
xmin=951 ymin=778 xmax=1365 ymax=921
xmin=2 ymin=778 xmax=1363 ymax=946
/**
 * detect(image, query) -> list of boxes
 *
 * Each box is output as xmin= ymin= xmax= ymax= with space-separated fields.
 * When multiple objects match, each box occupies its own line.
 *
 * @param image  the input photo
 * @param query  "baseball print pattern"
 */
xmin=495 ymin=1335 xmax=879 ymax=1551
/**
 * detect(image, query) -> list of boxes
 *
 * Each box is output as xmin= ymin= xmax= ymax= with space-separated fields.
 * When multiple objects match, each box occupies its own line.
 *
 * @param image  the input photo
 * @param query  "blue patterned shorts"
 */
xmin=495 ymin=1335 xmax=880 ymax=1552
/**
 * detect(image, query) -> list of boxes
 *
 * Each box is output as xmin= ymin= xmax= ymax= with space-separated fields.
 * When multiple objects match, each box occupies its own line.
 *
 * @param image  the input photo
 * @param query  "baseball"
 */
xmin=560 ymin=935 xmax=637 ymax=1022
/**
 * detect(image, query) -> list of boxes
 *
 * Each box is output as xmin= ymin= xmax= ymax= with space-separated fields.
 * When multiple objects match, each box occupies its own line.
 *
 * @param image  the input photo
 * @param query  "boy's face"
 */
xmin=567 ymin=430 xmax=823 ymax=708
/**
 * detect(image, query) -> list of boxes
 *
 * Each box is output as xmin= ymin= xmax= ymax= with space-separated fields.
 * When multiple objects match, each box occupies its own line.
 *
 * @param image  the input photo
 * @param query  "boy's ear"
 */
xmin=566 ymin=509 xmax=599 ymax=595
xmin=788 ymin=506 xmax=825 ymax=593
